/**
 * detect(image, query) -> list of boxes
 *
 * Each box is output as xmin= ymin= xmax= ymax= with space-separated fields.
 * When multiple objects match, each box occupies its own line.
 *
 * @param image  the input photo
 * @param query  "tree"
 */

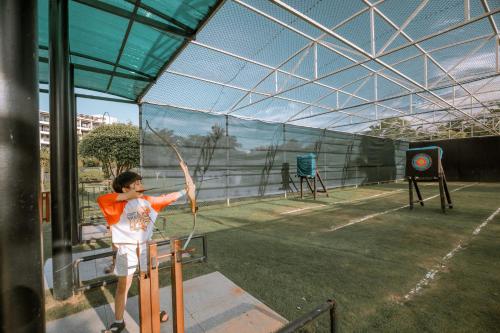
xmin=79 ymin=124 xmax=139 ymax=178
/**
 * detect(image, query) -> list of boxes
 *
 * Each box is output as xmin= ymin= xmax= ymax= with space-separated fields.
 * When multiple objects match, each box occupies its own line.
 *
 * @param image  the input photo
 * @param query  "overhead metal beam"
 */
xmin=269 ymin=0 xmax=499 ymax=134
xmin=105 ymin=0 xmax=141 ymax=92
xmin=377 ymin=0 xmax=429 ymax=54
xmin=136 ymin=0 xmax=226 ymax=102
xmin=39 ymin=56 xmax=152 ymax=82
xmin=290 ymin=72 xmax=500 ymax=122
xmin=39 ymin=44 xmax=154 ymax=79
xmin=166 ymin=69 xmax=368 ymax=120
xmin=72 ymin=0 xmax=193 ymax=38
xmin=230 ymin=0 xmax=426 ymax=122
xmin=231 ymin=0 xmax=444 ymax=118
xmin=124 ymin=0 xmax=195 ymax=33
xmin=373 ymin=6 xmax=498 ymax=129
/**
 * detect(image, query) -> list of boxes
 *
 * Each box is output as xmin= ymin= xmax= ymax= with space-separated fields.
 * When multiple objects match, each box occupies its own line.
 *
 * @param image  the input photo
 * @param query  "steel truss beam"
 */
xmin=39 ymin=44 xmax=154 ymax=79
xmin=231 ymin=0 xmax=500 ymax=129
xmin=166 ymin=69 xmax=370 ymax=120
xmin=39 ymin=56 xmax=152 ymax=82
xmin=105 ymin=0 xmax=140 ymax=92
xmin=371 ymin=2 xmax=498 ymax=126
xmin=269 ymin=0 xmax=500 ymax=135
xmin=72 ymin=0 xmax=193 ymax=38
xmin=230 ymin=0 xmax=435 ymax=126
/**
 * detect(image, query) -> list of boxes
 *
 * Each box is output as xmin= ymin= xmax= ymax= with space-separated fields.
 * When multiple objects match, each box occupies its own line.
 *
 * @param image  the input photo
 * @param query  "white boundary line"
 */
xmin=332 ymin=189 xmax=404 ymax=204
xmin=280 ymin=188 xmax=404 ymax=215
xmin=404 ymin=206 xmax=500 ymax=300
xmin=329 ymin=183 xmax=477 ymax=232
xmin=280 ymin=204 xmax=327 ymax=215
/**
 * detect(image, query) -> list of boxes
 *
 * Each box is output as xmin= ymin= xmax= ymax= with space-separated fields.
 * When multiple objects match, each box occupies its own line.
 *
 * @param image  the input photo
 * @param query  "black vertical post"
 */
xmin=70 ymin=64 xmax=79 ymax=245
xmin=49 ymin=0 xmax=74 ymax=299
xmin=438 ymin=176 xmax=446 ymax=213
xmin=408 ymin=177 xmax=413 ymax=209
xmin=0 ymin=0 xmax=46 ymax=331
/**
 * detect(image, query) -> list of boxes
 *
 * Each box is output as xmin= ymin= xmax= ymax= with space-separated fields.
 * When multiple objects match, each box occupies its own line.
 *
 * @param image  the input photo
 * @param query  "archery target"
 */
xmin=406 ymin=148 xmax=440 ymax=178
xmin=412 ymin=153 xmax=432 ymax=172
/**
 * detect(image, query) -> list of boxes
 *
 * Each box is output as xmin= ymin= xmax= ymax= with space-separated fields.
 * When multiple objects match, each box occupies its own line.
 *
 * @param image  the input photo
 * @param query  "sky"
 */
xmin=39 ymin=87 xmax=139 ymax=125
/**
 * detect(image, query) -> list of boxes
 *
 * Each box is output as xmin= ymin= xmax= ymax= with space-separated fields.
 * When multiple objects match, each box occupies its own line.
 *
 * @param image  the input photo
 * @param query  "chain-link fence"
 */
xmin=140 ymin=103 xmax=408 ymax=207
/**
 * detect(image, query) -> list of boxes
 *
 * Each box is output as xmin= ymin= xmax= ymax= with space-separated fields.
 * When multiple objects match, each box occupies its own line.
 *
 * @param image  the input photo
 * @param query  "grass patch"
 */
xmin=44 ymin=182 xmax=500 ymax=332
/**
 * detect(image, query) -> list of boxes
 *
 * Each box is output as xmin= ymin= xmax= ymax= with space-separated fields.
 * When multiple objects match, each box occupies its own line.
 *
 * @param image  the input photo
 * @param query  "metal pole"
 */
xmin=283 ymin=124 xmax=287 ymax=198
xmin=0 ymin=0 xmax=45 ymax=331
xmin=70 ymin=64 xmax=79 ymax=245
xmin=49 ymin=0 xmax=74 ymax=300
xmin=225 ymin=115 xmax=230 ymax=207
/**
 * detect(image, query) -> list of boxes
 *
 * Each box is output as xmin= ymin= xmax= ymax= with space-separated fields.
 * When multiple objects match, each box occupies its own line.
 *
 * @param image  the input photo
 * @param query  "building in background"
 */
xmin=39 ymin=110 xmax=118 ymax=147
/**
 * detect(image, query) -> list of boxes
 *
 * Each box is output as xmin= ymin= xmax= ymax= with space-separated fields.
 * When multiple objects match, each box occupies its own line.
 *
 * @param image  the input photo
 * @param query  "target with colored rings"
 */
xmin=412 ymin=153 xmax=432 ymax=171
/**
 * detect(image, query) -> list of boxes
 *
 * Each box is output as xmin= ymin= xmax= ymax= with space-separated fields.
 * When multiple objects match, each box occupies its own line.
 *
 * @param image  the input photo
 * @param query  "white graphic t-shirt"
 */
xmin=110 ymin=198 xmax=158 ymax=244
xmin=97 ymin=192 xmax=183 ymax=244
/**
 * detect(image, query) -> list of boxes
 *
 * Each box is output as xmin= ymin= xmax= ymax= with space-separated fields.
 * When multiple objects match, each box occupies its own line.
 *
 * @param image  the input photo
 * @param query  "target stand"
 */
xmin=296 ymin=154 xmax=329 ymax=200
xmin=406 ymin=146 xmax=452 ymax=213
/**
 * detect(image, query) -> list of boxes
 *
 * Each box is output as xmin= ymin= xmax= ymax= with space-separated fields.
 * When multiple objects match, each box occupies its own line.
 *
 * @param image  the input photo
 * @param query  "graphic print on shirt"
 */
xmin=127 ymin=205 xmax=152 ymax=231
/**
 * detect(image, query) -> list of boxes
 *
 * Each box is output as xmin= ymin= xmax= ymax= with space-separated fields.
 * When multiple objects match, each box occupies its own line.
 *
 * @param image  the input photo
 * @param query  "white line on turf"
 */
xmin=473 ymin=207 xmax=500 ymax=235
xmin=328 ymin=183 xmax=477 ymax=232
xmin=404 ymin=205 xmax=500 ymax=301
xmin=281 ymin=205 xmax=327 ymax=215
xmin=281 ymin=189 xmax=404 ymax=215
xmin=332 ymin=189 xmax=404 ymax=205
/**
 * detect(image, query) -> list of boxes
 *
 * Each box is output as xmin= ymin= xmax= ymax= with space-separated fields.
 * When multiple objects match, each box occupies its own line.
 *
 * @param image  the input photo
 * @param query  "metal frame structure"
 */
xmin=141 ymin=0 xmax=500 ymax=142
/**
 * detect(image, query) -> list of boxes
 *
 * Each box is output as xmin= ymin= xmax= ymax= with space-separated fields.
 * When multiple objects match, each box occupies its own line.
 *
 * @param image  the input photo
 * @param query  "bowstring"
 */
xmin=145 ymin=120 xmax=198 ymax=251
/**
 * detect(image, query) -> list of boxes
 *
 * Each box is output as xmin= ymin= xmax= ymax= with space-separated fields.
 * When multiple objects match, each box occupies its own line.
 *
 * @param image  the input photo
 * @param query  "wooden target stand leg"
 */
xmin=138 ymin=239 xmax=186 ymax=333
xmin=408 ymin=176 xmax=424 ymax=209
xmin=441 ymin=166 xmax=453 ymax=209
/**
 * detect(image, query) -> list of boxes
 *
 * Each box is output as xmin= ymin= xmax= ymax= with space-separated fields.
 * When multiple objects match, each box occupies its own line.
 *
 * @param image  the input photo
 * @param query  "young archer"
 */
xmin=97 ymin=171 xmax=194 ymax=333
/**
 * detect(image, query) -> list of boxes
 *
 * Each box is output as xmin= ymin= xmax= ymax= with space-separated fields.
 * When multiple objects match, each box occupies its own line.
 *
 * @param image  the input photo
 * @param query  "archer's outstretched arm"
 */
xmin=146 ymin=190 xmax=187 ymax=212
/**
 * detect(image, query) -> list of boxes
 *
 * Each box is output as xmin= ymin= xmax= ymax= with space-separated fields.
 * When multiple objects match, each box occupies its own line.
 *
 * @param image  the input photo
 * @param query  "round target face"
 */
xmin=412 ymin=153 xmax=432 ymax=172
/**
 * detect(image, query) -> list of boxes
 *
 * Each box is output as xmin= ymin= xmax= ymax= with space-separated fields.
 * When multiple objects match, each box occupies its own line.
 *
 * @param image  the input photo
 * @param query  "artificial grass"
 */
xmin=44 ymin=182 xmax=500 ymax=332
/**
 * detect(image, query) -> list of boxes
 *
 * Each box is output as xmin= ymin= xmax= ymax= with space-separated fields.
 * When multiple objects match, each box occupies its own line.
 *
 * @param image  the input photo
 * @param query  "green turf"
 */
xmin=44 ymin=182 xmax=500 ymax=332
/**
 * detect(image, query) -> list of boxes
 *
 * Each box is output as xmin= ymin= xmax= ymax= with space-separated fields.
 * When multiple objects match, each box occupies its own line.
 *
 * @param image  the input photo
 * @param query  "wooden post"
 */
xmin=408 ymin=177 xmax=413 ymax=209
xmin=149 ymin=243 xmax=161 ymax=333
xmin=413 ymin=179 xmax=424 ymax=206
xmin=138 ymin=245 xmax=152 ymax=333
xmin=171 ymin=239 xmax=185 ymax=333
xmin=438 ymin=176 xmax=446 ymax=213
xmin=313 ymin=176 xmax=317 ymax=200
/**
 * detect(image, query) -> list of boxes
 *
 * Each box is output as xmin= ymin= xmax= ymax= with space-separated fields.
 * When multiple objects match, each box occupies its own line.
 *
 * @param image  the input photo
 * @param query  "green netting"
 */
xmin=140 ymin=103 xmax=408 ymax=205
xmin=37 ymin=0 xmax=221 ymax=100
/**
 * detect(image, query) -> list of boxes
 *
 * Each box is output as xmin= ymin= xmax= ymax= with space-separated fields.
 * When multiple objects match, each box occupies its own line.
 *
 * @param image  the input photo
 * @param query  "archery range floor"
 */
xmin=46 ymin=271 xmax=288 ymax=333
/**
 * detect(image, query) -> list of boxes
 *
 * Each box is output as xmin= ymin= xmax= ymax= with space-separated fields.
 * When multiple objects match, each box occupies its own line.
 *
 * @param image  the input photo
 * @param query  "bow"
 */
xmin=145 ymin=120 xmax=197 ymax=250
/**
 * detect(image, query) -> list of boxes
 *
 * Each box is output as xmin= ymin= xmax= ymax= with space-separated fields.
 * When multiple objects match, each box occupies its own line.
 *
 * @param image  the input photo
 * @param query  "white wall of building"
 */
xmin=39 ymin=110 xmax=118 ymax=147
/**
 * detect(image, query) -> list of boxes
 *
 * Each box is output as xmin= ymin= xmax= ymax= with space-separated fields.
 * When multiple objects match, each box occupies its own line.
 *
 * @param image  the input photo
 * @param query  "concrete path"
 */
xmin=46 ymin=271 xmax=287 ymax=333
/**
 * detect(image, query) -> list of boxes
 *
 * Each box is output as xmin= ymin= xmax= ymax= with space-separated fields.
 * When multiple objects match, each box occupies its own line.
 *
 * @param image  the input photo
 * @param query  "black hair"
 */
xmin=112 ymin=171 xmax=142 ymax=193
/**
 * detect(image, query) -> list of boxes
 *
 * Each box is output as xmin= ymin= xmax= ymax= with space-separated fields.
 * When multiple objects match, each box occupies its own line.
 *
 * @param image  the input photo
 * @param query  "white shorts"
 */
xmin=114 ymin=243 xmax=148 ymax=277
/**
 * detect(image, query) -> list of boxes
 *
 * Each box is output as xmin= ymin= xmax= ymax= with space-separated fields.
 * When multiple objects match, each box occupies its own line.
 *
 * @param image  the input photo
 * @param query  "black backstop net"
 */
xmin=140 ymin=103 xmax=408 ymax=205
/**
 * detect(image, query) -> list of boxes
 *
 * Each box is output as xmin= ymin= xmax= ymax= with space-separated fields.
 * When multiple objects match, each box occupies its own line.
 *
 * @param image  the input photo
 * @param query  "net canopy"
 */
xmin=141 ymin=103 xmax=408 ymax=204
xmin=142 ymin=0 xmax=500 ymax=141
xmin=37 ymin=0 xmax=222 ymax=100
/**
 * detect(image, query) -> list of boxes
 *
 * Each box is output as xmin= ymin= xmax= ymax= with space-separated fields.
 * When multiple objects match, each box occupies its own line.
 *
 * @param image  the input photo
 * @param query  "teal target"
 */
xmin=412 ymin=153 xmax=432 ymax=172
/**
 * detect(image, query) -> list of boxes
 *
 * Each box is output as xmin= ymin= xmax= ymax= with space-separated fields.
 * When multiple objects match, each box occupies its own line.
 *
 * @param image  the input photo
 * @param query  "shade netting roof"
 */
xmin=38 ymin=0 xmax=222 ymax=100
xmin=141 ymin=0 xmax=500 ymax=141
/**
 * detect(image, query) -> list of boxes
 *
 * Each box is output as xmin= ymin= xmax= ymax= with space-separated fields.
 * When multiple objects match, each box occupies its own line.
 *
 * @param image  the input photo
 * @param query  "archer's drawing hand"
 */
xmin=126 ymin=190 xmax=144 ymax=200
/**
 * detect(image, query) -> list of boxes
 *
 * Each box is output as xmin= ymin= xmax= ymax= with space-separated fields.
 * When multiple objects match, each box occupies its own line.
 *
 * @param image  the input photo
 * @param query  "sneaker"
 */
xmin=106 ymin=321 xmax=125 ymax=332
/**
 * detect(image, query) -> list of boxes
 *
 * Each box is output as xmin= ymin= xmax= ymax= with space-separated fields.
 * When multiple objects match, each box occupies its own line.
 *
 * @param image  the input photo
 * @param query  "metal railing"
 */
xmin=275 ymin=300 xmax=337 ymax=333
xmin=72 ymin=234 xmax=208 ymax=293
